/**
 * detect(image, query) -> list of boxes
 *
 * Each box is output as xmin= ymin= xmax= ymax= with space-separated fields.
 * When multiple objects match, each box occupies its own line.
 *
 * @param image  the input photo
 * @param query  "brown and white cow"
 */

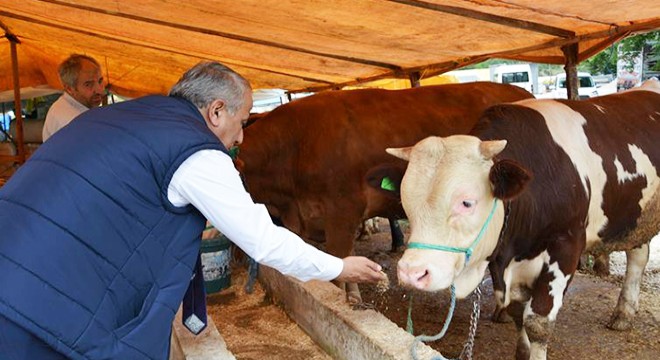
xmin=388 ymin=79 xmax=660 ymax=359
xmin=238 ymin=82 xmax=533 ymax=302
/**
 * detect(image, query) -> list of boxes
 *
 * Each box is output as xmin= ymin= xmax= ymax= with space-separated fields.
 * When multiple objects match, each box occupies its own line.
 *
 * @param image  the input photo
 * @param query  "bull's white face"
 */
xmin=387 ymin=135 xmax=506 ymax=298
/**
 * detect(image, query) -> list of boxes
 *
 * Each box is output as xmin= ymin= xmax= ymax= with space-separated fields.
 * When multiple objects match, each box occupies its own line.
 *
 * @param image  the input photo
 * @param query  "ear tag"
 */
xmin=380 ymin=176 xmax=397 ymax=192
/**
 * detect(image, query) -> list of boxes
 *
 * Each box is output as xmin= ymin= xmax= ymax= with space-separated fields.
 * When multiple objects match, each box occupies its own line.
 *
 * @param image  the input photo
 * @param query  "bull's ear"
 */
xmin=489 ymin=159 xmax=531 ymax=200
xmin=479 ymin=140 xmax=507 ymax=160
xmin=365 ymin=162 xmax=407 ymax=198
xmin=386 ymin=146 xmax=412 ymax=161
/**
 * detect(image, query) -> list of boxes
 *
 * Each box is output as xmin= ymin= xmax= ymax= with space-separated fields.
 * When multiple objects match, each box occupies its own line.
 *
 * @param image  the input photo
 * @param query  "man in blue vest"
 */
xmin=0 ymin=61 xmax=385 ymax=359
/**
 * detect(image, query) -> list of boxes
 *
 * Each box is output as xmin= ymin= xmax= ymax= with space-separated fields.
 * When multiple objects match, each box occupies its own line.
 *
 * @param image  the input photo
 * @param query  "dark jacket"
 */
xmin=0 ymin=95 xmax=224 ymax=359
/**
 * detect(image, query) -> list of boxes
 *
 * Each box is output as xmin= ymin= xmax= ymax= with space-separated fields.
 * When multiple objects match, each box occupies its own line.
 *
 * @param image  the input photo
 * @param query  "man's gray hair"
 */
xmin=169 ymin=62 xmax=252 ymax=114
xmin=58 ymin=54 xmax=101 ymax=88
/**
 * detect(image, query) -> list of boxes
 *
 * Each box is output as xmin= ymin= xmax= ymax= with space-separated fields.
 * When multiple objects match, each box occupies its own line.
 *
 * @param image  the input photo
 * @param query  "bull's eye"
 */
xmin=462 ymin=200 xmax=476 ymax=208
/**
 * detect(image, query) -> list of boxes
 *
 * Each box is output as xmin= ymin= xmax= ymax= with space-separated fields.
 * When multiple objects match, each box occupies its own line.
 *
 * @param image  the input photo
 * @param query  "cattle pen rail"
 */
xmin=170 ymin=247 xmax=444 ymax=360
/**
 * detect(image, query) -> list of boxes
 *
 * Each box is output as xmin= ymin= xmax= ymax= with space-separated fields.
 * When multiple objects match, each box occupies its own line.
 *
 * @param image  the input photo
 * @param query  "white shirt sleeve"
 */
xmin=167 ymin=149 xmax=343 ymax=282
xmin=42 ymin=93 xmax=89 ymax=142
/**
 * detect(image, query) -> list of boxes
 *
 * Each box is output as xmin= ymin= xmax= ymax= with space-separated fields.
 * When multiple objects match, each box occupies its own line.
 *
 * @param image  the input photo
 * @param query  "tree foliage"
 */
xmin=583 ymin=30 xmax=659 ymax=74
xmin=467 ymin=31 xmax=659 ymax=76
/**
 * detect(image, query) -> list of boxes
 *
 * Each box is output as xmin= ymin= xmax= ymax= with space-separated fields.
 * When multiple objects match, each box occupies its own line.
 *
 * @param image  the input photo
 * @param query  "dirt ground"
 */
xmin=209 ymin=222 xmax=659 ymax=360
xmin=207 ymin=256 xmax=332 ymax=360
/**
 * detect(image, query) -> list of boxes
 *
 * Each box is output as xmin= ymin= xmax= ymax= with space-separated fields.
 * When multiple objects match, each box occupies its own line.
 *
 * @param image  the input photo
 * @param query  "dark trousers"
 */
xmin=0 ymin=313 xmax=67 ymax=360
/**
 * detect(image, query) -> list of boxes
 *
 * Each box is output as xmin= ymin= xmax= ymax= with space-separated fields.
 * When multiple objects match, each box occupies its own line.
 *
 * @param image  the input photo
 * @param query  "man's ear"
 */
xmin=63 ymin=84 xmax=75 ymax=96
xmin=207 ymin=99 xmax=226 ymax=127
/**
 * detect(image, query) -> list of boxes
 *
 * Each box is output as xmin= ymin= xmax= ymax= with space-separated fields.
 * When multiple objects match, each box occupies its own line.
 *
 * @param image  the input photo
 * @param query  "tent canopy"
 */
xmin=1 ymin=0 xmax=659 ymax=98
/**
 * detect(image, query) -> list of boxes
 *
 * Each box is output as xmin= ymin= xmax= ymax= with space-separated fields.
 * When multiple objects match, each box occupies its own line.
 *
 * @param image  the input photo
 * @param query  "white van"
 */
xmin=552 ymin=72 xmax=599 ymax=99
xmin=492 ymin=64 xmax=533 ymax=94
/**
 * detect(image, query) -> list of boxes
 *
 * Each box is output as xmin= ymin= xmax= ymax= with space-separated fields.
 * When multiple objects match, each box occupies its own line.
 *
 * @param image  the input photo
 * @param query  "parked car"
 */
xmin=491 ymin=64 xmax=534 ymax=94
xmin=552 ymin=72 xmax=599 ymax=99
xmin=592 ymin=74 xmax=615 ymax=85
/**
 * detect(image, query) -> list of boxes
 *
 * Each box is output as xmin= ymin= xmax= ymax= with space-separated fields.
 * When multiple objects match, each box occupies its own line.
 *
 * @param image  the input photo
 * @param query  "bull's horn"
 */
xmin=479 ymin=140 xmax=507 ymax=159
xmin=386 ymin=147 xmax=412 ymax=161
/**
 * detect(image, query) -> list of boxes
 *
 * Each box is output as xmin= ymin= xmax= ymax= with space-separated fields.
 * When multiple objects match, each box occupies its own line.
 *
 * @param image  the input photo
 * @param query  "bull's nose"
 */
xmin=397 ymin=260 xmax=431 ymax=290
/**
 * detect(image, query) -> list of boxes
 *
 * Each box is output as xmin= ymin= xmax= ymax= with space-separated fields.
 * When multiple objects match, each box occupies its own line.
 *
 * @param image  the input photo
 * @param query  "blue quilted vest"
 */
xmin=0 ymin=95 xmax=225 ymax=359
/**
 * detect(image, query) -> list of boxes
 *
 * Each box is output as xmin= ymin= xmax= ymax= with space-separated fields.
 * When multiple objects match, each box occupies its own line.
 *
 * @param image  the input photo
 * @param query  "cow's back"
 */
xmin=474 ymin=87 xmax=660 ymax=255
xmin=240 ymin=82 xmax=532 ymax=245
xmin=558 ymin=89 xmax=660 ymax=250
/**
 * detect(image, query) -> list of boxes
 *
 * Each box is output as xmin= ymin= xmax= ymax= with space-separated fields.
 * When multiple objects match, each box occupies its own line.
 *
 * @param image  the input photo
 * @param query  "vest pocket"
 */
xmin=113 ymin=285 xmax=158 ymax=339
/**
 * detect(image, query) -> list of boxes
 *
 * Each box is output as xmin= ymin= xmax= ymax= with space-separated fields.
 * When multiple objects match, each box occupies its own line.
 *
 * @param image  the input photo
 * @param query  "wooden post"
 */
xmin=409 ymin=71 xmax=421 ymax=88
xmin=7 ymin=33 xmax=25 ymax=163
xmin=561 ymin=42 xmax=579 ymax=100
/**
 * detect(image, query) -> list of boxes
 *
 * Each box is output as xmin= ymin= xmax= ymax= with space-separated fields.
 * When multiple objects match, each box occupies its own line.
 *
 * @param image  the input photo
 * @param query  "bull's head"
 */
xmin=386 ymin=135 xmax=530 ymax=298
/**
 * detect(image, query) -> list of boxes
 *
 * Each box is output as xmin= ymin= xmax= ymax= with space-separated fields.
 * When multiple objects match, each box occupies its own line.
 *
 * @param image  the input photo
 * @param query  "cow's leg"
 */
xmin=492 ymin=303 xmax=512 ymax=323
xmin=507 ymin=301 xmax=530 ymax=360
xmin=356 ymin=218 xmax=374 ymax=240
xmin=522 ymin=309 xmax=554 ymax=360
xmin=608 ymin=243 xmax=649 ymax=330
xmin=592 ymin=253 xmax=611 ymax=277
xmin=523 ymin=254 xmax=575 ymax=360
xmin=325 ymin=210 xmax=364 ymax=304
xmin=489 ymin=260 xmax=513 ymax=323
xmin=579 ymin=252 xmax=610 ymax=276
xmin=389 ymin=218 xmax=405 ymax=252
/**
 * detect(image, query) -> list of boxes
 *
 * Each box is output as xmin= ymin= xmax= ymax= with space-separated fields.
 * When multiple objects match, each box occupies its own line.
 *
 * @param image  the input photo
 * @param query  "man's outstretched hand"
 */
xmin=336 ymin=256 xmax=386 ymax=283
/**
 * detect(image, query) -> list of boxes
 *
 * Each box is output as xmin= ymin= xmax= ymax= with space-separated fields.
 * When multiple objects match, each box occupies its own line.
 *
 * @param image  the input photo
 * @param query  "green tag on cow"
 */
xmin=380 ymin=176 xmax=397 ymax=192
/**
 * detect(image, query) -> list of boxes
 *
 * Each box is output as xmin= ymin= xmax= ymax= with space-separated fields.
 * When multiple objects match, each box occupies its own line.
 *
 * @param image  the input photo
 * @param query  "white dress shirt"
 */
xmin=42 ymin=92 xmax=89 ymax=141
xmin=168 ymin=149 xmax=343 ymax=282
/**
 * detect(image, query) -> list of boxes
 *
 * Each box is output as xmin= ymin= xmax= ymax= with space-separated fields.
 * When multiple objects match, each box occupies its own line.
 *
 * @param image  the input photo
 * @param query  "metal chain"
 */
xmin=459 ymin=282 xmax=483 ymax=360
xmin=410 ymin=282 xmax=484 ymax=360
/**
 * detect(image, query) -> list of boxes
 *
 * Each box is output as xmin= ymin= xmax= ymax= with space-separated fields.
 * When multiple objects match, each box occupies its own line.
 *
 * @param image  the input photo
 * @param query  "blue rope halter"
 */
xmin=407 ymin=199 xmax=499 ymax=265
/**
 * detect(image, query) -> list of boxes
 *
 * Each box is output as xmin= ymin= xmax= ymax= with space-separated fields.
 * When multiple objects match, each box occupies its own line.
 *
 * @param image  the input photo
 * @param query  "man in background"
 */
xmin=42 ymin=54 xmax=105 ymax=141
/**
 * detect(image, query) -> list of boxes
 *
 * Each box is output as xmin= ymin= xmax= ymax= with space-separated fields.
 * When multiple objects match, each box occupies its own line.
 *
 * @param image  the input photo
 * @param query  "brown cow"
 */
xmin=238 ymin=82 xmax=532 ymax=302
xmin=388 ymin=79 xmax=660 ymax=359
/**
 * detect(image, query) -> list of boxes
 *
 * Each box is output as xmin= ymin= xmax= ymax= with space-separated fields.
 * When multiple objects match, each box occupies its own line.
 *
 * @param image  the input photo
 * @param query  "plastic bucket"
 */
xmin=200 ymin=235 xmax=232 ymax=294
